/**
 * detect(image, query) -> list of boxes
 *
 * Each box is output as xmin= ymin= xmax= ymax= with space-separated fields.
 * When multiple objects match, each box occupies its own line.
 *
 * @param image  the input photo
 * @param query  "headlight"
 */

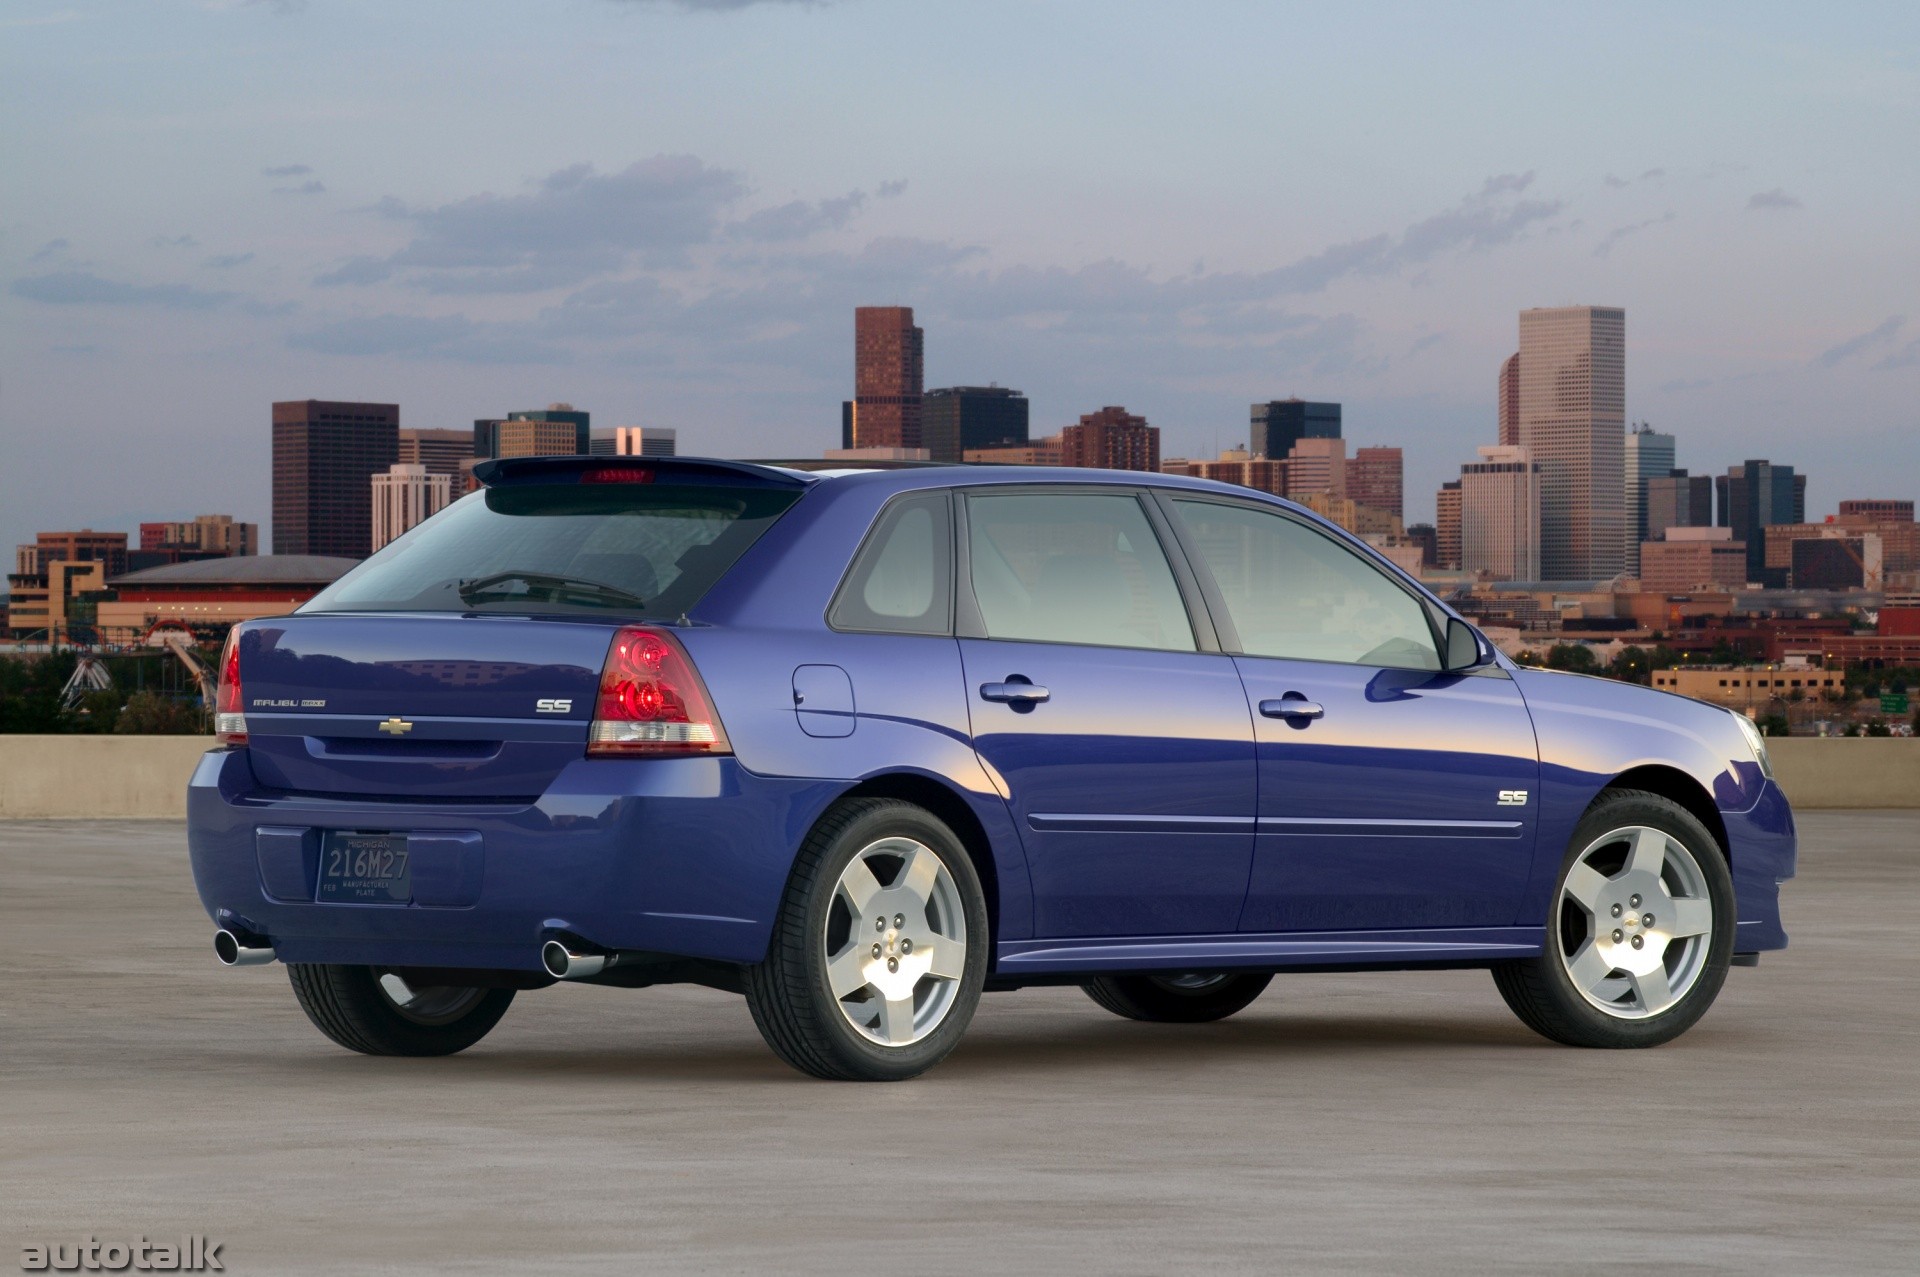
xmin=1731 ymin=709 xmax=1774 ymax=780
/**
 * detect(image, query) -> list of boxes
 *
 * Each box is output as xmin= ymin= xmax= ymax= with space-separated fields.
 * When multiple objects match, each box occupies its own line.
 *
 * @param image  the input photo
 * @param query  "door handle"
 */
xmin=1260 ymin=698 xmax=1324 ymax=720
xmin=980 ymin=681 xmax=1051 ymax=706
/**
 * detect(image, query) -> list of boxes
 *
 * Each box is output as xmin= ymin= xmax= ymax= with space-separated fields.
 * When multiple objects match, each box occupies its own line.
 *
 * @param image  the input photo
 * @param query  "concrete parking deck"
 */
xmin=2 ymin=815 xmax=1915 ymax=1274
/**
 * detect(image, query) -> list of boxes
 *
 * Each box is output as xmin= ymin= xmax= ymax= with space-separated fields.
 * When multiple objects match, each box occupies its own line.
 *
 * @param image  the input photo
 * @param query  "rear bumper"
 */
xmin=187 ymin=748 xmax=844 ymax=971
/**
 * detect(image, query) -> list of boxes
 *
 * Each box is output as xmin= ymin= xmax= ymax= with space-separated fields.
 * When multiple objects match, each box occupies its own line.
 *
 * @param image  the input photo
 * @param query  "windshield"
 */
xmin=304 ymin=482 xmax=803 ymax=616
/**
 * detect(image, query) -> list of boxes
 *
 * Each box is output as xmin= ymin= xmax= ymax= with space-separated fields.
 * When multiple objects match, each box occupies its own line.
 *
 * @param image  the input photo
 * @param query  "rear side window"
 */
xmin=830 ymin=492 xmax=953 ymax=635
xmin=964 ymin=490 xmax=1196 ymax=651
xmin=305 ymin=483 xmax=801 ymax=618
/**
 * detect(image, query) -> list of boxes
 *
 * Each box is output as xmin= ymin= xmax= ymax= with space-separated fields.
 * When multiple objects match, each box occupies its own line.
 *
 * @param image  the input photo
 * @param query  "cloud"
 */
xmin=10 ymin=270 xmax=234 ymax=309
xmin=261 ymin=163 xmax=312 ymax=177
xmin=1604 ymin=174 xmax=1630 ymax=189
xmin=203 ymin=252 xmax=255 ymax=269
xmin=729 ymin=189 xmax=865 ymax=241
xmin=608 ymin=0 xmax=830 ymax=9
xmin=1747 ymin=187 xmax=1802 ymax=211
xmin=877 ymin=179 xmax=908 ymax=198
xmin=1593 ymin=210 xmax=1676 ymax=258
xmin=283 ymin=172 xmax=1557 ymax=383
xmin=29 ymin=238 xmax=70 ymax=262
xmin=287 ymin=312 xmax=569 ymax=363
xmin=350 ymin=155 xmax=749 ymax=292
xmin=1640 ymin=168 xmax=1666 ymax=181
xmin=151 ymin=234 xmax=200 ymax=249
xmin=274 ymin=179 xmax=326 ymax=195
xmin=1816 ymin=315 xmax=1905 ymax=367
xmin=314 ymin=255 xmax=394 ymax=286
xmin=1872 ymin=340 xmax=1920 ymax=372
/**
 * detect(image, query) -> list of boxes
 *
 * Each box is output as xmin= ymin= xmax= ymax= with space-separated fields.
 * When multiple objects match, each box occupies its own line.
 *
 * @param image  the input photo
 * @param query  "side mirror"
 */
xmin=1443 ymin=617 xmax=1485 ymax=672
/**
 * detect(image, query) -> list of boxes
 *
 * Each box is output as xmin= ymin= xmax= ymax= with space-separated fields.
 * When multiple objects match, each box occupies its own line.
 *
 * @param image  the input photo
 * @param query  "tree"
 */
xmin=1546 ymin=643 xmax=1598 ymax=673
xmin=1758 ymin=713 xmax=1791 ymax=737
xmin=1865 ymin=718 xmax=1893 ymax=738
xmin=113 ymin=691 xmax=202 ymax=735
xmin=1609 ymin=645 xmax=1651 ymax=684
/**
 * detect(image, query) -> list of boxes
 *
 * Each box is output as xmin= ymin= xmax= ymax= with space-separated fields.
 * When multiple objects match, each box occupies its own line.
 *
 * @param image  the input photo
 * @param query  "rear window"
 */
xmin=304 ymin=483 xmax=802 ymax=617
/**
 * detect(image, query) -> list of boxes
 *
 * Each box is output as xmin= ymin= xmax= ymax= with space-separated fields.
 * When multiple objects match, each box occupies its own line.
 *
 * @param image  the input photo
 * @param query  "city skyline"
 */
xmin=3 ymin=2 xmax=1919 ymax=556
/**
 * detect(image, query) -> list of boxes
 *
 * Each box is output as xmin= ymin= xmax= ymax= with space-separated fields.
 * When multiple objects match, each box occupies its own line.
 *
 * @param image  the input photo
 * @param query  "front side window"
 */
xmin=1171 ymin=498 xmax=1439 ymax=670
xmin=965 ymin=490 xmax=1195 ymax=651
xmin=829 ymin=492 xmax=953 ymax=635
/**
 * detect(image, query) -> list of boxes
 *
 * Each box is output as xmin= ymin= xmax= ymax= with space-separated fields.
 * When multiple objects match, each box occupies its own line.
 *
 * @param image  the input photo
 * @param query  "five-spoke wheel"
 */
xmin=746 ymin=798 xmax=989 ymax=1080
xmin=1493 ymin=790 xmax=1735 ymax=1048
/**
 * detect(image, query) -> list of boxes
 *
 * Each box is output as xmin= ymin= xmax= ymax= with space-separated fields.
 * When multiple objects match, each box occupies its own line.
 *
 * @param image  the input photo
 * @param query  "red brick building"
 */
xmin=852 ymin=307 xmax=924 ymax=450
xmin=1061 ymin=406 xmax=1159 ymax=472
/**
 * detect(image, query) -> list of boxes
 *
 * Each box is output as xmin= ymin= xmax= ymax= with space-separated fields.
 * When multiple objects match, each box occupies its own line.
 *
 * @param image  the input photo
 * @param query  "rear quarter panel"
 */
xmin=680 ymin=477 xmax=1037 ymax=940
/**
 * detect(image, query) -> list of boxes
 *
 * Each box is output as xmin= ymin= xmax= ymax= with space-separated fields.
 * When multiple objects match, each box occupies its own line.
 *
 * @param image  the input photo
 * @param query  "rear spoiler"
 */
xmin=472 ymin=455 xmax=814 ymax=490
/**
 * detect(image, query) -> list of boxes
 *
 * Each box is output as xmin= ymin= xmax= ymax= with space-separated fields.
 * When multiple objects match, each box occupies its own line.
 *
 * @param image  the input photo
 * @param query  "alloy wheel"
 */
xmin=823 ymin=836 xmax=968 ymax=1047
xmin=1555 ymin=825 xmax=1715 ymax=1019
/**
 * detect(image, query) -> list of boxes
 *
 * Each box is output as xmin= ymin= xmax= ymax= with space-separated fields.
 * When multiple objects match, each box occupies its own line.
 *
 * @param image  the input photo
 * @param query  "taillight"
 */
xmin=214 ymin=629 xmax=248 ymax=746
xmin=586 ymin=626 xmax=732 ymax=757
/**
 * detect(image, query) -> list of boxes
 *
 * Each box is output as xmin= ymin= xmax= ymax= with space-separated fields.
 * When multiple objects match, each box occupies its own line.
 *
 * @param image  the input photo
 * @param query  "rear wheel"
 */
xmin=286 ymin=964 xmax=514 ymax=1056
xmin=1082 ymin=972 xmax=1272 ymax=1023
xmin=1492 ymin=790 xmax=1733 ymax=1048
xmin=745 ymin=798 xmax=989 ymax=1081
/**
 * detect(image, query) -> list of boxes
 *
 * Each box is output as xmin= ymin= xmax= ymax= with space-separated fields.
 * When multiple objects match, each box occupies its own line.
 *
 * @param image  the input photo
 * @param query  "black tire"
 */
xmin=744 ymin=798 xmax=990 ymax=1081
xmin=1492 ymin=789 xmax=1735 ymax=1048
xmin=1082 ymin=972 xmax=1272 ymax=1023
xmin=286 ymin=964 xmax=514 ymax=1057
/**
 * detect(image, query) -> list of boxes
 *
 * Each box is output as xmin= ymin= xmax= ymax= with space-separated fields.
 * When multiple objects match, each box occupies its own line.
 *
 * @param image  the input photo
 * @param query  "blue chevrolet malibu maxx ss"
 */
xmin=188 ymin=455 xmax=1795 ymax=1080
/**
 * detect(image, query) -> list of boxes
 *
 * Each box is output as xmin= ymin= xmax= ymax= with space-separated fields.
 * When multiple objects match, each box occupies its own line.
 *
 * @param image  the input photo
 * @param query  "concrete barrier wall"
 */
xmin=0 ymin=734 xmax=1915 ymax=818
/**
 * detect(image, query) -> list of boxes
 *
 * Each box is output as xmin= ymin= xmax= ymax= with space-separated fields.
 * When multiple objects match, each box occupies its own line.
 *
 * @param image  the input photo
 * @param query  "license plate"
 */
xmin=318 ymin=831 xmax=412 ymax=904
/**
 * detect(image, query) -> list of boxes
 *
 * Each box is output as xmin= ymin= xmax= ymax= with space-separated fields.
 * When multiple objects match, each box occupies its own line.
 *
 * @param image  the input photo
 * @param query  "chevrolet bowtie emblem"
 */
xmin=377 ymin=717 xmax=414 ymax=735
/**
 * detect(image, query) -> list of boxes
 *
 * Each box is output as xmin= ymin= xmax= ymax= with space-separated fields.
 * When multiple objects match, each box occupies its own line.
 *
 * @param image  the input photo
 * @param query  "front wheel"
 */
xmin=1492 ymin=790 xmax=1734 ymax=1048
xmin=287 ymin=964 xmax=515 ymax=1056
xmin=745 ymin=798 xmax=989 ymax=1081
xmin=1082 ymin=972 xmax=1272 ymax=1023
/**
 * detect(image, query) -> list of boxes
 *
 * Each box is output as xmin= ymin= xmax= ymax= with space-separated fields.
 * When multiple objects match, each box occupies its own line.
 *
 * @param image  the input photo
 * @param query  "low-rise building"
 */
xmin=95 ymin=556 xmax=358 ymax=635
xmin=1650 ymin=665 xmax=1844 ymax=707
xmin=1640 ymin=527 xmax=1747 ymax=592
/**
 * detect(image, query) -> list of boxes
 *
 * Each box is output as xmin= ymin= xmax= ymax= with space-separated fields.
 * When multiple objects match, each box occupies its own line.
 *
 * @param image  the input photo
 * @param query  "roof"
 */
xmin=110 ymin=555 xmax=359 ymax=587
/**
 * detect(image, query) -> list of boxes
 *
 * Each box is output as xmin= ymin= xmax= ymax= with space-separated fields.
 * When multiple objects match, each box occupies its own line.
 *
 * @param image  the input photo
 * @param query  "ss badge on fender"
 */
xmin=1497 ymin=789 xmax=1530 ymax=807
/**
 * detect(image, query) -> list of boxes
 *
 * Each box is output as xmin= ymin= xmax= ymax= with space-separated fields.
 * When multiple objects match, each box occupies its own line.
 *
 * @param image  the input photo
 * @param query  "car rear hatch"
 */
xmin=232 ymin=456 xmax=809 ymax=800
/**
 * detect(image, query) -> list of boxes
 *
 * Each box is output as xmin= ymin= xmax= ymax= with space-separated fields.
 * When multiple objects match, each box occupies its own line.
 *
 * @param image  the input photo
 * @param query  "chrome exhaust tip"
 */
xmin=213 ymin=928 xmax=274 ymax=967
xmin=541 ymin=940 xmax=607 ymax=980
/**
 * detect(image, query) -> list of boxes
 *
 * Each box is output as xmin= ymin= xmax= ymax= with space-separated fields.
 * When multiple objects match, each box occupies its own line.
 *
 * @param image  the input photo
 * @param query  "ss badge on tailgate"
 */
xmin=1497 ymin=789 xmax=1530 ymax=807
xmin=536 ymin=698 xmax=572 ymax=714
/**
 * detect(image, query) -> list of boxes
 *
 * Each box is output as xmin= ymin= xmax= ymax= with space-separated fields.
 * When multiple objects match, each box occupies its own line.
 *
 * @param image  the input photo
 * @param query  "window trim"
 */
xmin=1149 ymin=489 xmax=1451 ymax=671
xmin=954 ymin=482 xmax=1221 ymax=655
xmin=825 ymin=488 xmax=958 ymax=637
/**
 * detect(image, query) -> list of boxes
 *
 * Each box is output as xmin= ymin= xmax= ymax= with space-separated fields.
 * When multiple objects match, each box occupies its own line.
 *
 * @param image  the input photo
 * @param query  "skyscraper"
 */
xmin=1517 ymin=306 xmax=1626 ymax=580
xmin=473 ymin=404 xmax=590 ymax=459
xmin=1061 ymin=406 xmax=1158 ymax=471
xmin=1283 ymin=437 xmax=1347 ymax=500
xmin=1498 ymin=352 xmax=1520 ymax=447
xmin=853 ymin=306 xmax=924 ymax=450
xmin=589 ymin=427 xmax=678 ymax=457
xmin=1459 ymin=445 xmax=1542 ymax=582
xmin=272 ymin=399 xmax=399 ymax=558
xmin=1435 ymin=481 xmax=1463 ymax=570
xmin=1716 ymin=459 xmax=1807 ymax=586
xmin=1623 ymin=424 xmax=1676 ymax=575
xmin=370 ymin=464 xmax=453 ymax=553
xmin=1346 ymin=446 xmax=1404 ymax=518
xmin=1249 ymin=399 xmax=1340 ymax=460
xmin=922 ymin=386 xmax=1028 ymax=464
xmin=397 ymin=428 xmax=471 ymax=481
xmin=1646 ymin=470 xmax=1714 ymax=543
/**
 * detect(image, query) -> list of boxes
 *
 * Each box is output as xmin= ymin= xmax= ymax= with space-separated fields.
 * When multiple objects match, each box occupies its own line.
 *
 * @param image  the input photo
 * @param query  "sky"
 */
xmin=3 ymin=0 xmax=1918 ymax=557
